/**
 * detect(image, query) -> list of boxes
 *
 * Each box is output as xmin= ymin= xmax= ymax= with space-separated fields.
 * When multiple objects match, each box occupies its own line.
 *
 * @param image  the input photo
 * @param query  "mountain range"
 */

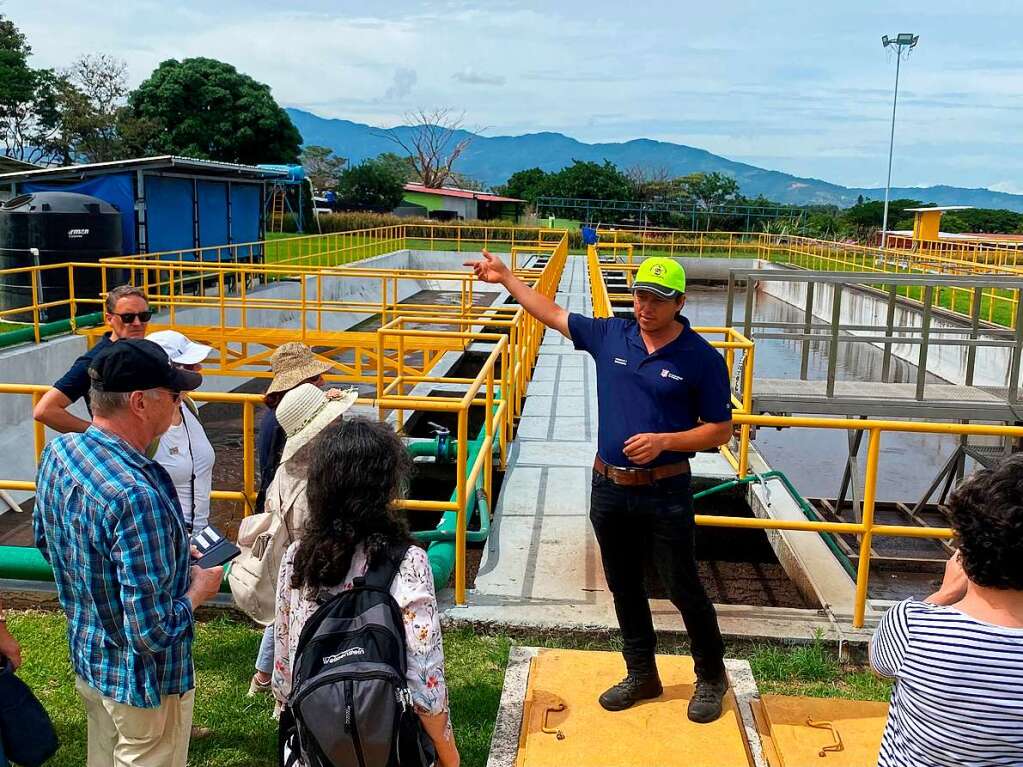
xmin=287 ymin=108 xmax=1023 ymax=212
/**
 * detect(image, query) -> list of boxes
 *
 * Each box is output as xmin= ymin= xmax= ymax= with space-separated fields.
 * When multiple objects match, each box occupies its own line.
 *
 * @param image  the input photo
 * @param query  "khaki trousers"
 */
xmin=75 ymin=677 xmax=194 ymax=767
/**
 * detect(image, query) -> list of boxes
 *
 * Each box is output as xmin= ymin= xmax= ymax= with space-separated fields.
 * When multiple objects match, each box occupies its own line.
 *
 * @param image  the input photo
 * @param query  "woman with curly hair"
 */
xmin=870 ymin=453 xmax=1023 ymax=767
xmin=271 ymin=416 xmax=460 ymax=767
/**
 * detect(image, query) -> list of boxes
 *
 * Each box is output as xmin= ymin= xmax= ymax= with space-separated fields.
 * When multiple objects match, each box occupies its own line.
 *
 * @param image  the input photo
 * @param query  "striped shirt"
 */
xmin=871 ymin=598 xmax=1023 ymax=766
xmin=33 ymin=426 xmax=195 ymax=708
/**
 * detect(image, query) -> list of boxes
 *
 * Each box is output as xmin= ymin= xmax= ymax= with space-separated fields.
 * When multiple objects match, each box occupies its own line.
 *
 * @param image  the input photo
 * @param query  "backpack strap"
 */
xmin=356 ymin=543 xmax=411 ymax=592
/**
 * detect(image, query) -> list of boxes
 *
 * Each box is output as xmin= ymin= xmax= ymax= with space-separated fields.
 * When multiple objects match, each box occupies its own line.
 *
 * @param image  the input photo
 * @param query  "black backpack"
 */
xmin=278 ymin=543 xmax=436 ymax=767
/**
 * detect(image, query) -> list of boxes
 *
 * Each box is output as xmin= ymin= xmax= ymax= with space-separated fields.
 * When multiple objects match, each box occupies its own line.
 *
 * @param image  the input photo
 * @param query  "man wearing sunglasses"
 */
xmin=33 ymin=285 xmax=152 ymax=433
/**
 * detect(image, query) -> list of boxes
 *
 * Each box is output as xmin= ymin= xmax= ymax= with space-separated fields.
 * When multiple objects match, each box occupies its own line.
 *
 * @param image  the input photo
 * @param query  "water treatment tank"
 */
xmin=0 ymin=191 xmax=122 ymax=322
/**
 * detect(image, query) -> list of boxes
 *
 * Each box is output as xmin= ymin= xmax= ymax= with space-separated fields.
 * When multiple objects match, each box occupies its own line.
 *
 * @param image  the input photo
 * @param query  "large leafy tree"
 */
xmin=552 ymin=160 xmax=633 ymax=201
xmin=500 ymin=167 xmax=549 ymax=203
xmin=127 ymin=57 xmax=301 ymax=164
xmin=0 ymin=14 xmax=64 ymax=163
xmin=336 ymin=157 xmax=406 ymax=211
xmin=374 ymin=152 xmax=417 ymax=183
xmin=678 ymin=172 xmax=740 ymax=209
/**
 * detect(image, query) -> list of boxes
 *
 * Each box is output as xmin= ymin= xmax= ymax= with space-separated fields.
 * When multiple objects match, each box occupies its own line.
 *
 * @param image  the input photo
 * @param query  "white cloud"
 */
xmin=452 ymin=68 xmax=505 ymax=86
xmin=5 ymin=0 xmax=1023 ymax=189
xmin=989 ymin=181 xmax=1023 ymax=195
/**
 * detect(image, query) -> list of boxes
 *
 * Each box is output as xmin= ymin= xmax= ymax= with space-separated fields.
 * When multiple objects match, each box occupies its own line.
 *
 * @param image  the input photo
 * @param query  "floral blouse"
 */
xmin=271 ymin=540 xmax=450 ymax=722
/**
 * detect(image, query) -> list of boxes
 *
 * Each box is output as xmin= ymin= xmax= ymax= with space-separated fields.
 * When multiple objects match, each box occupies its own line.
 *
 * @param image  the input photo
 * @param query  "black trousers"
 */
xmin=589 ymin=469 xmax=726 ymax=682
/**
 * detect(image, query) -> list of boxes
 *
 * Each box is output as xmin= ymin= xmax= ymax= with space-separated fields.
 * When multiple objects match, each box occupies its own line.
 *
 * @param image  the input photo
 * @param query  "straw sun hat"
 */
xmin=276 ymin=383 xmax=358 ymax=463
xmin=266 ymin=343 xmax=333 ymax=396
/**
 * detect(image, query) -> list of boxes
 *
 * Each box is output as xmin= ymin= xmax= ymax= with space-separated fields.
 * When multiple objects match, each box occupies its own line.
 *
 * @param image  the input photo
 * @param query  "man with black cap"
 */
xmin=466 ymin=250 xmax=732 ymax=724
xmin=33 ymin=339 xmax=224 ymax=767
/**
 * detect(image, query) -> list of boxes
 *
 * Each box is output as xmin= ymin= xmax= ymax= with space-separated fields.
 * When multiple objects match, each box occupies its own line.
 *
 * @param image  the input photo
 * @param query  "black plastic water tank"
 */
xmin=0 ymin=191 xmax=122 ymax=322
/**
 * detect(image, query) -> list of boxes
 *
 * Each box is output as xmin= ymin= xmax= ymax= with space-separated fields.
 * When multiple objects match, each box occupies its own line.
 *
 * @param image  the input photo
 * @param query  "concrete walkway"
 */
xmin=440 ymin=257 xmax=850 ymax=642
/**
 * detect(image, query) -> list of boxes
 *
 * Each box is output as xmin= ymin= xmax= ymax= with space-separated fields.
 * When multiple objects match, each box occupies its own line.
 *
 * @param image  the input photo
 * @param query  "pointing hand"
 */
xmin=463 ymin=249 xmax=510 ymax=284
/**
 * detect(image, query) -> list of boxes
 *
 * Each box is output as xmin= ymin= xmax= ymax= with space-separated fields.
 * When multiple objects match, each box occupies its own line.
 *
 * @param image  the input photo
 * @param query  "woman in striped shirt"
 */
xmin=870 ymin=453 xmax=1023 ymax=767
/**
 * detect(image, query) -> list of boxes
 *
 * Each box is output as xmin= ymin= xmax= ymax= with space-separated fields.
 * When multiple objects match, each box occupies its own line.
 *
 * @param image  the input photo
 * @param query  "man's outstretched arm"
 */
xmin=464 ymin=250 xmax=570 ymax=338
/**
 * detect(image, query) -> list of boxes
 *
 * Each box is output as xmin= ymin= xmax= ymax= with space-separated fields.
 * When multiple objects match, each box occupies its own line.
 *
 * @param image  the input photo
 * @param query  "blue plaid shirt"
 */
xmin=34 ymin=426 xmax=194 ymax=708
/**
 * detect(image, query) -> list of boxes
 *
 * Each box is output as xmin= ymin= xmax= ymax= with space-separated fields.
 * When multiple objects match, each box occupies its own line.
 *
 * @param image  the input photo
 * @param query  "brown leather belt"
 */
xmin=593 ymin=455 xmax=690 ymax=487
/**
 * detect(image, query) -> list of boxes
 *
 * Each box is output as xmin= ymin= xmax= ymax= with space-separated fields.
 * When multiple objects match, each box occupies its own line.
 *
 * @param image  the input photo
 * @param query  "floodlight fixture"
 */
xmin=879 ymin=32 xmax=919 ymax=250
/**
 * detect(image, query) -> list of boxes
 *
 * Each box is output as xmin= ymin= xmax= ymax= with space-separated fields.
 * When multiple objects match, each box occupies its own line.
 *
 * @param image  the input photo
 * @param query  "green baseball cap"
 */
xmin=631 ymin=257 xmax=686 ymax=298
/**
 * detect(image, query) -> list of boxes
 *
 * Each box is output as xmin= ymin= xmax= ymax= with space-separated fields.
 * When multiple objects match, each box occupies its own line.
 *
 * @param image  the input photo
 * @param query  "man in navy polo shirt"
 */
xmin=466 ymin=251 xmax=733 ymax=723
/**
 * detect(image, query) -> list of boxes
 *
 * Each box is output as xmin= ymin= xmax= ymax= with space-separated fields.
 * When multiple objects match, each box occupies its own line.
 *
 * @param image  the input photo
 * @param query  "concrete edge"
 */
xmin=438 ymin=605 xmax=875 ymax=647
xmin=726 ymin=658 xmax=769 ymax=767
xmin=486 ymin=646 xmax=539 ymax=767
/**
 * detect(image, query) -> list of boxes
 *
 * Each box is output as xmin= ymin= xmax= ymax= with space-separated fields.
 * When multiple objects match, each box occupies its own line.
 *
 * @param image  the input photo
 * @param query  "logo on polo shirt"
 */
xmin=613 ymin=357 xmax=628 ymax=366
xmin=660 ymin=368 xmax=684 ymax=381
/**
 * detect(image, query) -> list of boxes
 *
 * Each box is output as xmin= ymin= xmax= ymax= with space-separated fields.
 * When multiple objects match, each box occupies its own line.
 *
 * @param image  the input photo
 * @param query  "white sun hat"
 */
xmin=277 ymin=383 xmax=359 ymax=463
xmin=146 ymin=329 xmax=214 ymax=366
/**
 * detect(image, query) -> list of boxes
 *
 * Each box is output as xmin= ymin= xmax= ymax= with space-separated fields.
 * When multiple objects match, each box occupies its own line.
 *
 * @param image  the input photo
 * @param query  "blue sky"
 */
xmin=8 ymin=1 xmax=1023 ymax=191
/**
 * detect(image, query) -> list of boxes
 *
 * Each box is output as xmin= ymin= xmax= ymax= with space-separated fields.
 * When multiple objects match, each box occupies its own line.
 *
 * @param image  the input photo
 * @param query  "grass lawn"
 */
xmin=7 ymin=610 xmax=889 ymax=767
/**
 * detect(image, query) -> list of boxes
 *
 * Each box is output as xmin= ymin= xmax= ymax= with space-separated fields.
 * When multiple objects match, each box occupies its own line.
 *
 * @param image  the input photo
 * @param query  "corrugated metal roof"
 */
xmin=0 ymin=156 xmax=41 ymax=174
xmin=0 ymin=155 xmax=288 ymax=182
xmin=403 ymin=183 xmax=524 ymax=204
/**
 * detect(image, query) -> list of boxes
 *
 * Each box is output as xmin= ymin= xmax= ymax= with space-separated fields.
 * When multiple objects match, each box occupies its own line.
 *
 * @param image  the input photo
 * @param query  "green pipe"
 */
xmin=0 ymin=312 xmax=103 ymax=350
xmin=420 ymin=427 xmax=489 ymax=587
xmin=0 ymin=422 xmax=495 ymax=588
xmin=0 ymin=543 xmax=51 ymax=581
xmin=694 ymin=470 xmax=856 ymax=579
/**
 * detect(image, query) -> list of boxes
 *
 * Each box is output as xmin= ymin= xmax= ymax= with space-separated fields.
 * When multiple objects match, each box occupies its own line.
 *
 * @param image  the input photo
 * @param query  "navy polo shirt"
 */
xmin=568 ymin=314 xmax=732 ymax=468
xmin=52 ymin=331 xmax=114 ymax=412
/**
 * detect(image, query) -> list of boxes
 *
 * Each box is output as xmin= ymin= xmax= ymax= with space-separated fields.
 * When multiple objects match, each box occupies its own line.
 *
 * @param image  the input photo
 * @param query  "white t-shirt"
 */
xmin=153 ymin=403 xmax=215 ymax=532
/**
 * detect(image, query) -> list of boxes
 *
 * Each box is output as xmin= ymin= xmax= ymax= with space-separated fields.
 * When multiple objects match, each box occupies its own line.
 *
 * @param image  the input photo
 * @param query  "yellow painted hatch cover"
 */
xmin=752 ymin=694 xmax=889 ymax=767
xmin=515 ymin=649 xmax=754 ymax=767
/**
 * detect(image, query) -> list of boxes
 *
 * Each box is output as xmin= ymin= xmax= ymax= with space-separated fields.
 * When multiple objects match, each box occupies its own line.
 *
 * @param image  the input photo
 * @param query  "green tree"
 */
xmin=336 ymin=157 xmax=406 ymax=211
xmin=301 ymin=145 xmax=346 ymax=191
xmin=374 ymin=152 xmax=417 ymax=183
xmin=678 ymin=172 xmax=740 ymax=209
xmin=941 ymin=208 xmax=1023 ymax=234
xmin=127 ymin=57 xmax=301 ymax=164
xmin=549 ymin=160 xmax=632 ymax=201
xmin=843 ymin=198 xmax=922 ymax=229
xmin=0 ymin=14 xmax=64 ymax=163
xmin=500 ymin=167 xmax=550 ymax=203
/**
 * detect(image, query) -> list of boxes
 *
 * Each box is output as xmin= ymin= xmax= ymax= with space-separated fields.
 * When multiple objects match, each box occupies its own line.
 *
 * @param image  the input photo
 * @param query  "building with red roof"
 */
xmin=398 ymin=183 xmax=525 ymax=222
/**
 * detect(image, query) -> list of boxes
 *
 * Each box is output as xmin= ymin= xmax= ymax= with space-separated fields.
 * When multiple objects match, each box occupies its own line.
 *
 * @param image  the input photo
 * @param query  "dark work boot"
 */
xmin=687 ymin=674 xmax=729 ymax=723
xmin=598 ymin=673 xmax=663 ymax=711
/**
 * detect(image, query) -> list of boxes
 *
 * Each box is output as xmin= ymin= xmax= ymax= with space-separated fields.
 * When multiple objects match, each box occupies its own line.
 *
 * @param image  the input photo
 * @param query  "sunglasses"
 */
xmin=112 ymin=311 xmax=153 ymax=324
xmin=160 ymin=388 xmax=183 ymax=403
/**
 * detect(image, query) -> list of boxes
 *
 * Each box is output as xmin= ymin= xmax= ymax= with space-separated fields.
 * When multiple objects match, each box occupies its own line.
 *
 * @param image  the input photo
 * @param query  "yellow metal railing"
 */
xmin=0 ymin=229 xmax=570 ymax=606
xmin=0 ymin=378 xmax=503 ymax=606
xmin=5 ymin=224 xmax=1023 ymax=343
xmin=591 ymin=228 xmax=1023 ymax=328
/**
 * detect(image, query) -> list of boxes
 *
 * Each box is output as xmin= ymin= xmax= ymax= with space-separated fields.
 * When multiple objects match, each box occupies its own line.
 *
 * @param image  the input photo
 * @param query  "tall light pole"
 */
xmin=880 ymin=33 xmax=919 ymax=250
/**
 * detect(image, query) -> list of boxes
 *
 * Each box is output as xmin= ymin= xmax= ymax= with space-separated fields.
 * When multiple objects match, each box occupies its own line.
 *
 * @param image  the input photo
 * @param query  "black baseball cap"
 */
xmin=89 ymin=339 xmax=202 ymax=393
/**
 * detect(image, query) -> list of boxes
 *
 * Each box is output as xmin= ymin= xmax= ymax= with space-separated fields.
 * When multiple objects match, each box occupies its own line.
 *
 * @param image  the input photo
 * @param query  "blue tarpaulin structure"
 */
xmin=23 ymin=173 xmax=137 ymax=253
xmin=1 ymin=156 xmax=286 ymax=260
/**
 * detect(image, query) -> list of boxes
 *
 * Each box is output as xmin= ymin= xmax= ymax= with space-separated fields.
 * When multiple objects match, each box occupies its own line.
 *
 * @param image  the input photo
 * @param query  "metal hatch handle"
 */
xmin=806 ymin=717 xmax=843 ymax=757
xmin=542 ymin=703 xmax=566 ymax=740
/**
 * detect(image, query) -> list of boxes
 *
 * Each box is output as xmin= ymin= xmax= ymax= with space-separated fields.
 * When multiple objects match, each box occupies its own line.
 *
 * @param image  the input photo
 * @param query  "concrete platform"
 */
xmin=487 ymin=648 xmax=766 ymax=767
